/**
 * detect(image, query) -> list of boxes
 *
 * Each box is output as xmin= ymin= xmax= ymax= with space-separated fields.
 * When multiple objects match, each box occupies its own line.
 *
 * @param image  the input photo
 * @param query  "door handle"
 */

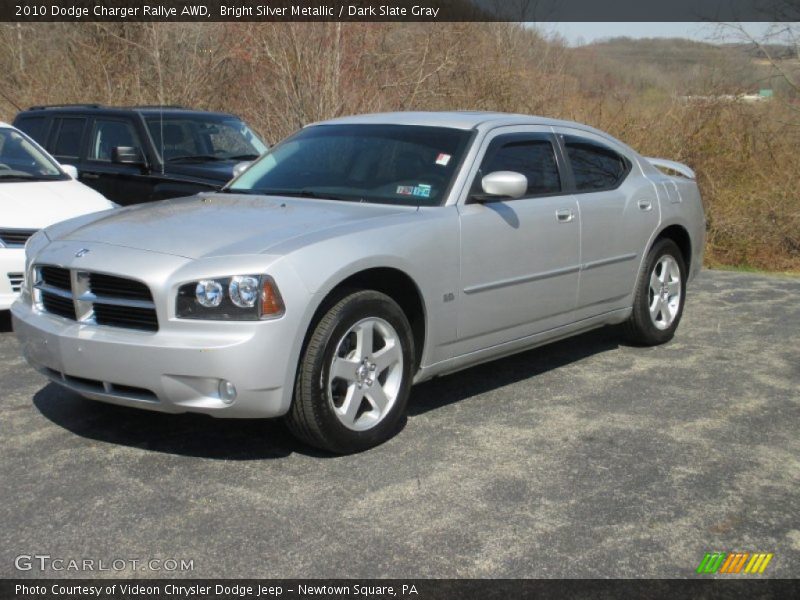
xmin=638 ymin=199 xmax=653 ymax=211
xmin=81 ymin=172 xmax=100 ymax=180
xmin=556 ymin=209 xmax=575 ymax=223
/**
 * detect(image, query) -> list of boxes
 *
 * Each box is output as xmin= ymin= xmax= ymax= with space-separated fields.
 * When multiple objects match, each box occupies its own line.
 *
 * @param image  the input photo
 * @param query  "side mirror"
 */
xmin=60 ymin=164 xmax=79 ymax=179
xmin=477 ymin=171 xmax=528 ymax=201
xmin=232 ymin=161 xmax=252 ymax=179
xmin=111 ymin=146 xmax=144 ymax=166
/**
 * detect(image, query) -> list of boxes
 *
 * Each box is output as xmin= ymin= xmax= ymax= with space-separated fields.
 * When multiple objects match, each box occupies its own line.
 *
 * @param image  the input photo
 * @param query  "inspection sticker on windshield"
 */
xmin=396 ymin=184 xmax=431 ymax=198
xmin=435 ymin=153 xmax=451 ymax=166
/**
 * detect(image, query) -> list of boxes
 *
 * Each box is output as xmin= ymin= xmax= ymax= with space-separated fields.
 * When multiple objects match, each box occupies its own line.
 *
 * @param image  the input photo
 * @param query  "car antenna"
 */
xmin=159 ymin=105 xmax=165 ymax=175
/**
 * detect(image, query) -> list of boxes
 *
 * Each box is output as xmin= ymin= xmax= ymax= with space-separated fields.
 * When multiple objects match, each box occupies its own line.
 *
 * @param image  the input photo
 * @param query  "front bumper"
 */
xmin=11 ymin=299 xmax=295 ymax=418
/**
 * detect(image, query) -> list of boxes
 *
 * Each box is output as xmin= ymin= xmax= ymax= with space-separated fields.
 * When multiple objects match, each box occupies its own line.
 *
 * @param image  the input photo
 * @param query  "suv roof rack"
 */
xmin=28 ymin=103 xmax=104 ymax=110
xmin=132 ymin=105 xmax=187 ymax=109
xmin=26 ymin=104 xmax=190 ymax=111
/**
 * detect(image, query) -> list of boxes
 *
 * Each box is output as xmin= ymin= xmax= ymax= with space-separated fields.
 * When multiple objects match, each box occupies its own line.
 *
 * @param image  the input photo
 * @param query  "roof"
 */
xmin=313 ymin=111 xmax=635 ymax=153
xmin=315 ymin=111 xmax=590 ymax=132
xmin=0 ymin=121 xmax=10 ymax=128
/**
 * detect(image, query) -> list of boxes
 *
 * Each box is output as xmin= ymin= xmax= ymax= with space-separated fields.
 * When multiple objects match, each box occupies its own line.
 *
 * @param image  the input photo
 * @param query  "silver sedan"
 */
xmin=12 ymin=112 xmax=705 ymax=453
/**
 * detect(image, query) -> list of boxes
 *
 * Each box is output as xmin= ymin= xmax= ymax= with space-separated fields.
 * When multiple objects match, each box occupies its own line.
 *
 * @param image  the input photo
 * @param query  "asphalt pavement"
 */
xmin=0 ymin=269 xmax=798 ymax=578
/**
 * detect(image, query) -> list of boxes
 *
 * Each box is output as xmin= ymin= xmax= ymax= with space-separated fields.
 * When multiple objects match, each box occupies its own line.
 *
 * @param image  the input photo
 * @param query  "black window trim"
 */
xmin=556 ymin=132 xmax=632 ymax=194
xmin=468 ymin=131 xmax=567 ymax=203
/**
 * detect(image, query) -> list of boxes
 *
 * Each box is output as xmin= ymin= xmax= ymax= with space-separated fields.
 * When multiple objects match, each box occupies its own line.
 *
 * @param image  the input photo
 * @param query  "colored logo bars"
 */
xmin=696 ymin=552 xmax=774 ymax=574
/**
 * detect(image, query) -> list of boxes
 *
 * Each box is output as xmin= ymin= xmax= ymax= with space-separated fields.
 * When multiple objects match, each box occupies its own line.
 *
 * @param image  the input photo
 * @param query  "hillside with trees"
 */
xmin=1 ymin=23 xmax=797 ymax=270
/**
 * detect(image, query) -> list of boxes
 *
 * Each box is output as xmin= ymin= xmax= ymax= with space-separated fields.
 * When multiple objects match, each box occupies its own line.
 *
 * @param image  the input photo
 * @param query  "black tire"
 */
xmin=623 ymin=238 xmax=687 ymax=346
xmin=286 ymin=290 xmax=415 ymax=454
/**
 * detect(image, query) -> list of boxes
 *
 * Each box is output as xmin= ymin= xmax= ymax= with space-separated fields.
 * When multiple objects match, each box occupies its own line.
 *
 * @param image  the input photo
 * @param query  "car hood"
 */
xmin=0 ymin=179 xmax=114 ymax=229
xmin=50 ymin=193 xmax=412 ymax=259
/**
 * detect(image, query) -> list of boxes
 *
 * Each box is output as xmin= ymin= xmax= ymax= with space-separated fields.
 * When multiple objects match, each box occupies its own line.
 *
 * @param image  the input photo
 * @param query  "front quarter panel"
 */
xmin=282 ymin=206 xmax=461 ymax=374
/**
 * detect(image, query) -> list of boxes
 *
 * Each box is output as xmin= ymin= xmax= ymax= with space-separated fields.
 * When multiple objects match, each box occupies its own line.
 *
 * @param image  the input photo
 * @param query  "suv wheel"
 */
xmin=286 ymin=290 xmax=414 ymax=454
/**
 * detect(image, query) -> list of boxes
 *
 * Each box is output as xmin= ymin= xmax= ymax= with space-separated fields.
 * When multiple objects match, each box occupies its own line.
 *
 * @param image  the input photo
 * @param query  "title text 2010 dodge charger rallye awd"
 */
xmin=12 ymin=112 xmax=705 ymax=453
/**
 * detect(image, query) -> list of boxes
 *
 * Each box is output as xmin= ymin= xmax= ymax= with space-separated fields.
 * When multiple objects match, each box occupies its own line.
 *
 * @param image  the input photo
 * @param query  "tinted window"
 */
xmin=146 ymin=116 xmax=267 ymax=161
xmin=15 ymin=116 xmax=47 ymax=144
xmin=478 ymin=137 xmax=561 ymax=196
xmin=89 ymin=119 xmax=141 ymax=161
xmin=0 ymin=128 xmax=65 ymax=180
xmin=563 ymin=135 xmax=628 ymax=191
xmin=229 ymin=124 xmax=471 ymax=207
xmin=52 ymin=118 xmax=86 ymax=159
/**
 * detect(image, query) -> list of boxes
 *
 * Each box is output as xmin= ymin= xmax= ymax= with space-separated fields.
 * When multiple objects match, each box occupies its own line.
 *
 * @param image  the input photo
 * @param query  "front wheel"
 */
xmin=624 ymin=239 xmax=687 ymax=346
xmin=286 ymin=290 xmax=414 ymax=454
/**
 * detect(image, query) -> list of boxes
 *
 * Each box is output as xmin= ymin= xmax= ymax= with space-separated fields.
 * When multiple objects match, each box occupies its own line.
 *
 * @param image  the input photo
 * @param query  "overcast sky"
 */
xmin=537 ymin=22 xmax=773 ymax=45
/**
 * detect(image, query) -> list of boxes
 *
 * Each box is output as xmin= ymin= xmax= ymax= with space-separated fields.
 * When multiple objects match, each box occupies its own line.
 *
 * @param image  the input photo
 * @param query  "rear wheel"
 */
xmin=286 ymin=290 xmax=414 ymax=454
xmin=624 ymin=238 xmax=686 ymax=346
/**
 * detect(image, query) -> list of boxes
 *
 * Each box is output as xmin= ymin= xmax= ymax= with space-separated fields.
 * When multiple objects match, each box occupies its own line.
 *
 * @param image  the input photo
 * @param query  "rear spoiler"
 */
xmin=645 ymin=157 xmax=696 ymax=180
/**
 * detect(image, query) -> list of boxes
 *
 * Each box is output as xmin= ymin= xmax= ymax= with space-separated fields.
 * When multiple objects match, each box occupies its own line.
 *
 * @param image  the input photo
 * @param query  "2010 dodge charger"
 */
xmin=12 ymin=112 xmax=705 ymax=453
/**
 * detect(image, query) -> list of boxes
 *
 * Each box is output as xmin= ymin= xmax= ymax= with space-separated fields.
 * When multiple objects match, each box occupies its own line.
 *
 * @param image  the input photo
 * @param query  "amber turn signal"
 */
xmin=260 ymin=276 xmax=285 ymax=318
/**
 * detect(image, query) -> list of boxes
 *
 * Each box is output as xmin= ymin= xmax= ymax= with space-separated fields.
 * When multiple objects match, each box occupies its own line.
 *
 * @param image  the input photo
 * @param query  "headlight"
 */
xmin=21 ymin=230 xmax=50 ymax=303
xmin=176 ymin=275 xmax=284 ymax=321
xmin=195 ymin=280 xmax=224 ymax=308
xmin=229 ymin=275 xmax=260 ymax=308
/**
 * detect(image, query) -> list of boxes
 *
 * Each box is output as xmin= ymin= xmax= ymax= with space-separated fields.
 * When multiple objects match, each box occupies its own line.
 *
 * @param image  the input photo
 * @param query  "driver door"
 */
xmin=82 ymin=117 xmax=152 ymax=205
xmin=454 ymin=128 xmax=580 ymax=355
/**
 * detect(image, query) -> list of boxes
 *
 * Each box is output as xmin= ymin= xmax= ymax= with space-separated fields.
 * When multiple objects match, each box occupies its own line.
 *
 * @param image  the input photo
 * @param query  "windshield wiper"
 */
xmin=235 ymin=188 xmax=352 ymax=201
xmin=166 ymin=154 xmax=224 ymax=163
xmin=226 ymin=153 xmax=260 ymax=161
xmin=0 ymin=173 xmax=36 ymax=180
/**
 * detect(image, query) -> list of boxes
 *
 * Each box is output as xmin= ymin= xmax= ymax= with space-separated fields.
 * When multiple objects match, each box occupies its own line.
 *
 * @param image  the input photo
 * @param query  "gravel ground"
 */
xmin=0 ymin=269 xmax=798 ymax=579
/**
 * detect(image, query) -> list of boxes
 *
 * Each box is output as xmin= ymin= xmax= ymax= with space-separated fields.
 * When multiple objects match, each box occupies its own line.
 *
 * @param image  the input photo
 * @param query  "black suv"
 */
xmin=13 ymin=105 xmax=268 ymax=205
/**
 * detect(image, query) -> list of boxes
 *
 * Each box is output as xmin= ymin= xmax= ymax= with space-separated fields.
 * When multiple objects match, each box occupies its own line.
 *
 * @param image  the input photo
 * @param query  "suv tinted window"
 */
xmin=89 ymin=119 xmax=141 ymax=162
xmin=477 ymin=136 xmax=561 ymax=197
xmin=52 ymin=118 xmax=86 ymax=159
xmin=146 ymin=116 xmax=266 ymax=161
xmin=15 ymin=116 xmax=47 ymax=143
xmin=563 ymin=135 xmax=628 ymax=191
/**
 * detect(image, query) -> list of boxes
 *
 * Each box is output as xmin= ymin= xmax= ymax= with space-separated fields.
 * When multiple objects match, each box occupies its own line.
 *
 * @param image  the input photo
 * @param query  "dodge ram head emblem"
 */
xmin=75 ymin=248 xmax=90 ymax=258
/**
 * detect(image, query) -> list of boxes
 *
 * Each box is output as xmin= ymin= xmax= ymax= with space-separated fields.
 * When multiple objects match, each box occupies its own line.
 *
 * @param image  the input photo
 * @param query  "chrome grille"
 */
xmin=93 ymin=303 xmax=159 ymax=331
xmin=34 ymin=265 xmax=158 ymax=332
xmin=7 ymin=272 xmax=24 ymax=293
xmin=41 ymin=291 xmax=76 ymax=320
xmin=88 ymin=272 xmax=152 ymax=301
xmin=40 ymin=266 xmax=71 ymax=290
xmin=0 ymin=228 xmax=37 ymax=247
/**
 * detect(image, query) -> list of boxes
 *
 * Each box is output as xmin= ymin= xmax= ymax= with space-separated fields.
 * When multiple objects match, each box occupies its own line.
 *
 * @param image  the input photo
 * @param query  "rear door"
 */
xmin=557 ymin=129 xmax=660 ymax=316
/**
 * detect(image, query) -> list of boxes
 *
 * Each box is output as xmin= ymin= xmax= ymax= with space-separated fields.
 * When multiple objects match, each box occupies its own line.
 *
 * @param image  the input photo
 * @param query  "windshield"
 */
xmin=0 ymin=128 xmax=66 ymax=181
xmin=146 ymin=115 xmax=268 ymax=162
xmin=226 ymin=124 xmax=472 ymax=206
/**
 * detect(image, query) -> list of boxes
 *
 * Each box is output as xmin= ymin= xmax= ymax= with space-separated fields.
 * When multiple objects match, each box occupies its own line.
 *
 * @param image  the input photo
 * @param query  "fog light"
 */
xmin=219 ymin=380 xmax=237 ymax=404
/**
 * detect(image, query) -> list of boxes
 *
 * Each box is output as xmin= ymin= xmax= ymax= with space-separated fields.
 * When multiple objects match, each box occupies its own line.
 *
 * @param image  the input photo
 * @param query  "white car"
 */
xmin=0 ymin=122 xmax=115 ymax=309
